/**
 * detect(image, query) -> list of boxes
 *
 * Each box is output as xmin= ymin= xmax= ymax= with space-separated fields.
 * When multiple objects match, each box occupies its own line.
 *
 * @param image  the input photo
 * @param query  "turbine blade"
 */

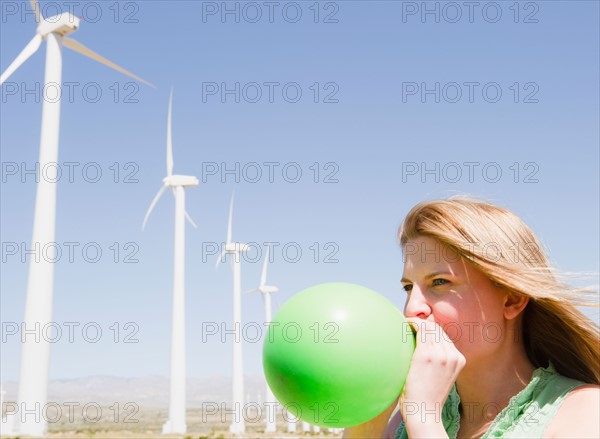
xmin=142 ymin=185 xmax=167 ymax=230
xmin=29 ymin=0 xmax=41 ymax=23
xmin=215 ymin=248 xmax=226 ymax=270
xmin=62 ymin=38 xmax=155 ymax=88
xmin=185 ymin=210 xmax=197 ymax=229
xmin=0 ymin=34 xmax=42 ymax=85
xmin=166 ymin=88 xmax=174 ymax=176
xmin=242 ymin=288 xmax=258 ymax=295
xmin=260 ymin=247 xmax=269 ymax=287
xmin=169 ymin=185 xmax=196 ymax=228
xmin=226 ymin=193 xmax=234 ymax=245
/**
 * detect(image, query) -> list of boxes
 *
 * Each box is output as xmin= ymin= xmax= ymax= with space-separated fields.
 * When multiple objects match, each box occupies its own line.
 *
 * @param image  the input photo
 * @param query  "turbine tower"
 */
xmin=1 ymin=1 xmax=151 ymax=435
xmin=142 ymin=91 xmax=197 ymax=435
xmin=216 ymin=194 xmax=250 ymax=434
xmin=244 ymin=248 xmax=279 ymax=433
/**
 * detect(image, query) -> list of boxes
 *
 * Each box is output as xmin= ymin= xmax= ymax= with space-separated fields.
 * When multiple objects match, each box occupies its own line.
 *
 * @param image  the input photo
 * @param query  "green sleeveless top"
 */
xmin=394 ymin=364 xmax=586 ymax=439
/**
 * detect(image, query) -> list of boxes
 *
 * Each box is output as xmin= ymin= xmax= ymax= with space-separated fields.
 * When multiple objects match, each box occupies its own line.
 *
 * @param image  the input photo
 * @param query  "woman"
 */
xmin=344 ymin=197 xmax=599 ymax=438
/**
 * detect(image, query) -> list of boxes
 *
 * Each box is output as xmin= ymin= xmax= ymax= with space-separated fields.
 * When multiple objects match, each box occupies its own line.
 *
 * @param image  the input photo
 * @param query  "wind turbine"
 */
xmin=244 ymin=248 xmax=279 ymax=432
xmin=1 ymin=1 xmax=152 ymax=436
xmin=216 ymin=194 xmax=251 ymax=434
xmin=142 ymin=90 xmax=197 ymax=434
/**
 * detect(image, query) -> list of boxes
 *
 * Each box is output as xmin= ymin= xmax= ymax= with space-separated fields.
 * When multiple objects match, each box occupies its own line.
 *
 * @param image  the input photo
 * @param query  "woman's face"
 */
xmin=401 ymin=235 xmax=508 ymax=363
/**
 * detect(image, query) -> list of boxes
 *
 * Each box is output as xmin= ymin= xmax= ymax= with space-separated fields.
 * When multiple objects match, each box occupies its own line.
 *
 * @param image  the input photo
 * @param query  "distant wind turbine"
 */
xmin=243 ymin=247 xmax=279 ymax=433
xmin=1 ymin=1 xmax=152 ymax=435
xmin=216 ymin=194 xmax=251 ymax=434
xmin=0 ymin=385 xmax=12 ymax=436
xmin=142 ymin=90 xmax=197 ymax=435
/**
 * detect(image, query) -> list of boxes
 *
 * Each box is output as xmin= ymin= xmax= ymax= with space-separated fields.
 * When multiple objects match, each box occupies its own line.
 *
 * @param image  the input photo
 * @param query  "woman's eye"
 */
xmin=432 ymin=278 xmax=448 ymax=287
xmin=402 ymin=284 xmax=413 ymax=293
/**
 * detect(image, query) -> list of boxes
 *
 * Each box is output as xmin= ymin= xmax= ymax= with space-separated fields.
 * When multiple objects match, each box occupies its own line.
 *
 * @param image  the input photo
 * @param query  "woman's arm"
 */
xmin=343 ymin=397 xmax=399 ymax=439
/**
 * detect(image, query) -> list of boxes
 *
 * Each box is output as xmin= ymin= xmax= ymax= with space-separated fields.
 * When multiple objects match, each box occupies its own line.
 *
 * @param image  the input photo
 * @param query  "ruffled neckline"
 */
xmin=443 ymin=364 xmax=556 ymax=439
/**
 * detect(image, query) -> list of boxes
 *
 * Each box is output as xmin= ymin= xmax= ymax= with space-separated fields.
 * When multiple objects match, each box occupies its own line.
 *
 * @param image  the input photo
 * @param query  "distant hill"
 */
xmin=1 ymin=375 xmax=268 ymax=408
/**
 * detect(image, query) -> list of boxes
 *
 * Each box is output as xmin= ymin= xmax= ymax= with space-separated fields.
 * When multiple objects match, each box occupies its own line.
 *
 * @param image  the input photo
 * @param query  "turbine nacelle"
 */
xmin=163 ymin=175 xmax=199 ymax=188
xmin=37 ymin=13 xmax=80 ymax=38
xmin=215 ymin=193 xmax=252 ymax=268
xmin=259 ymin=286 xmax=279 ymax=294
xmin=242 ymin=247 xmax=279 ymax=298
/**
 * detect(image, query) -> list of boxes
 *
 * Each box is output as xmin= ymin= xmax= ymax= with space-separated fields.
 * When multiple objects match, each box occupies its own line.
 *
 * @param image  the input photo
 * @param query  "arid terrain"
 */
xmin=1 ymin=405 xmax=345 ymax=438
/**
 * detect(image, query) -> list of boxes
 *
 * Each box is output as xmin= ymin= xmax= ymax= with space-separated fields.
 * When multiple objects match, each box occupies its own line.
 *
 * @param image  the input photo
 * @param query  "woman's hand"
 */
xmin=399 ymin=318 xmax=465 ymax=438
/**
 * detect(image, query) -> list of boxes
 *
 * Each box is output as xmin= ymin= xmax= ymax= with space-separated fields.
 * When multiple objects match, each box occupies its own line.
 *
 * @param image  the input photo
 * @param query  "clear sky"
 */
xmin=1 ymin=0 xmax=598 ymax=382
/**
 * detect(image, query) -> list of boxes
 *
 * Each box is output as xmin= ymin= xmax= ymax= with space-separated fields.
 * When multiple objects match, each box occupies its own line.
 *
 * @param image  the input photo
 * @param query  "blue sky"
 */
xmin=1 ymin=0 xmax=598 ymax=381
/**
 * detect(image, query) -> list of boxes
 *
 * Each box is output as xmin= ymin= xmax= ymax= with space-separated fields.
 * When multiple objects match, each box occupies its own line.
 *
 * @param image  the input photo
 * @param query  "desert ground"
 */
xmin=1 ymin=405 xmax=345 ymax=439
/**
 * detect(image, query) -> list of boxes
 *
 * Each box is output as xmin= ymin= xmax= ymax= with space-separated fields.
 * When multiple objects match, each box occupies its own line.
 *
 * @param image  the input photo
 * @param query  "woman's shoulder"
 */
xmin=544 ymin=385 xmax=600 ymax=438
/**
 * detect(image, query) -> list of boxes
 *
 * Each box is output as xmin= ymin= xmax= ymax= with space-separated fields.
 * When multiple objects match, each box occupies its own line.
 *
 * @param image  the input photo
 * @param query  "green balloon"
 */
xmin=263 ymin=282 xmax=415 ymax=428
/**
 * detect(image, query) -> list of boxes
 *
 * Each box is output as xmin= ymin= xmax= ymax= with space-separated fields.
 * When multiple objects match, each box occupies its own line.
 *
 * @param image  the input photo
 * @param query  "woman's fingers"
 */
xmin=400 ymin=318 xmax=466 ymax=413
xmin=405 ymin=318 xmax=465 ymax=370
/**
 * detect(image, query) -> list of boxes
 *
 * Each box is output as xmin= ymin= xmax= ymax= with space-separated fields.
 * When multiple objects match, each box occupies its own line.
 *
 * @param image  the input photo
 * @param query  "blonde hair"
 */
xmin=398 ymin=196 xmax=599 ymax=384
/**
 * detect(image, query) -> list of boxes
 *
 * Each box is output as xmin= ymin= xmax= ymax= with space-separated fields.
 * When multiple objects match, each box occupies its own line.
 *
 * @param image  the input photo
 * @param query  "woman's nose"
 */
xmin=404 ymin=285 xmax=431 ymax=319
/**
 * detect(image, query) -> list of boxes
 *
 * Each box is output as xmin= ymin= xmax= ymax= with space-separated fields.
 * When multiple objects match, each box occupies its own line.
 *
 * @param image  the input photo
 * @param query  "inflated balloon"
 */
xmin=263 ymin=282 xmax=415 ymax=428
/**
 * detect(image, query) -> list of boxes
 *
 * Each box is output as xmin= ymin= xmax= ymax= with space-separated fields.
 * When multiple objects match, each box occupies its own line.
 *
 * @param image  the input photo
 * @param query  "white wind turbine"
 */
xmin=142 ymin=90 xmax=198 ymax=435
xmin=0 ymin=385 xmax=11 ymax=436
xmin=216 ymin=194 xmax=251 ymax=434
xmin=244 ymin=248 xmax=279 ymax=432
xmin=0 ymin=386 xmax=3 ymax=414
xmin=1 ymin=1 xmax=151 ymax=436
